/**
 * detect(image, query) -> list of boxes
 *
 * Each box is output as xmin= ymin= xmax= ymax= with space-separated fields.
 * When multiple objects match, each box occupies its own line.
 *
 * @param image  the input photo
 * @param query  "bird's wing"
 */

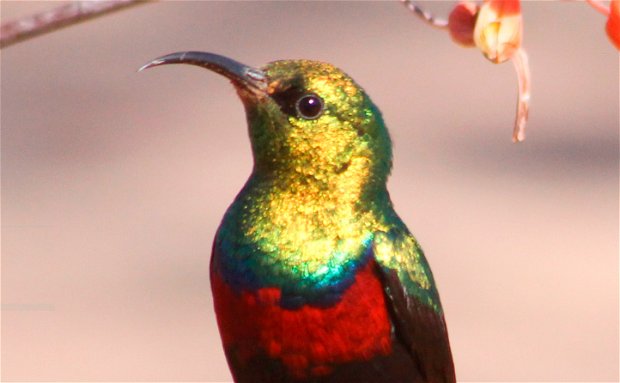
xmin=372 ymin=230 xmax=456 ymax=383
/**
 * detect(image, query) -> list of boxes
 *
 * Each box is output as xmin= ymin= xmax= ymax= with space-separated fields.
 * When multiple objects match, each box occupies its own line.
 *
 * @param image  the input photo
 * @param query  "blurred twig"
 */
xmin=0 ymin=0 xmax=150 ymax=49
xmin=400 ymin=0 xmax=449 ymax=29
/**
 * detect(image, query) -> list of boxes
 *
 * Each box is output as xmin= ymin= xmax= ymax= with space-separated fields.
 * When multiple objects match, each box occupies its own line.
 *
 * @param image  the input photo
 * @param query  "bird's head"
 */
xmin=141 ymin=52 xmax=392 ymax=191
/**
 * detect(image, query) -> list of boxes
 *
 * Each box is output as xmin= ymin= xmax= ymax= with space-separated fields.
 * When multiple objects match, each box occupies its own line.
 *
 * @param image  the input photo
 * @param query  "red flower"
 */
xmin=474 ymin=0 xmax=523 ymax=63
xmin=607 ymin=0 xmax=620 ymax=50
xmin=448 ymin=2 xmax=479 ymax=47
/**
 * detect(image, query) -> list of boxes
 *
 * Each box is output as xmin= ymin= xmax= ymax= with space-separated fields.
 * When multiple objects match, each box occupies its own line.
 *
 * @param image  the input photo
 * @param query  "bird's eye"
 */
xmin=295 ymin=94 xmax=324 ymax=120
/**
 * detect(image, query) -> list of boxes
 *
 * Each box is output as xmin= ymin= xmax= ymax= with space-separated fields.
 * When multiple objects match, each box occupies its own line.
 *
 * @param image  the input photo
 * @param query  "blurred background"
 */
xmin=1 ymin=1 xmax=618 ymax=382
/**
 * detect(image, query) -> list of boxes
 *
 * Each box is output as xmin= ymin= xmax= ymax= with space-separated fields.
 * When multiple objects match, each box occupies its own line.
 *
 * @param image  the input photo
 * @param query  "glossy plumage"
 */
xmin=141 ymin=52 xmax=455 ymax=382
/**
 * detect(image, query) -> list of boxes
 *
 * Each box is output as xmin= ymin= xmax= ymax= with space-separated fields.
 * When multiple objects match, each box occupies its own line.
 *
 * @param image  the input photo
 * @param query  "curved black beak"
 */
xmin=139 ymin=51 xmax=267 ymax=93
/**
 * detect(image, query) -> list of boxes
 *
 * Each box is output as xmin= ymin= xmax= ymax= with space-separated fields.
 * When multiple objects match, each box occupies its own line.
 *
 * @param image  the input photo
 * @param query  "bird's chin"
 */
xmin=234 ymin=84 xmax=268 ymax=106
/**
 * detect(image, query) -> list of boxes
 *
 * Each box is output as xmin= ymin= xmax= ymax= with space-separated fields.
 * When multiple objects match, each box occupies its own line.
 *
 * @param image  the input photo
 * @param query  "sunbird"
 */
xmin=140 ymin=52 xmax=456 ymax=383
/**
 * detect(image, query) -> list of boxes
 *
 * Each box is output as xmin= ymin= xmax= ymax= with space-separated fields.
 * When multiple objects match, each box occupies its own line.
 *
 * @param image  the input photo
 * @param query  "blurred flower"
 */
xmin=471 ymin=0 xmax=530 ymax=142
xmin=606 ymin=0 xmax=620 ymax=49
xmin=400 ymin=0 xmax=620 ymax=141
xmin=474 ymin=0 xmax=523 ymax=64
xmin=405 ymin=0 xmax=530 ymax=142
xmin=472 ymin=0 xmax=529 ymax=141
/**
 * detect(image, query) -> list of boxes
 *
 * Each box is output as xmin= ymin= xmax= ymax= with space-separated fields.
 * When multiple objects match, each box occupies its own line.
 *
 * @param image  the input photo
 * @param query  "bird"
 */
xmin=140 ymin=51 xmax=456 ymax=383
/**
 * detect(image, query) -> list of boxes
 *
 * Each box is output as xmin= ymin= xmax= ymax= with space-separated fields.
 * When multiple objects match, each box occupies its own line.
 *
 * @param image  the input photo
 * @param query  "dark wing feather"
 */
xmin=374 ymin=254 xmax=456 ymax=383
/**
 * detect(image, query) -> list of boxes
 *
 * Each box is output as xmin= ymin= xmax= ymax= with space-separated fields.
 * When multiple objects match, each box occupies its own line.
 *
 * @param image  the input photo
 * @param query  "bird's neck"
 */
xmin=224 ymin=156 xmax=396 ymax=266
xmin=249 ymin=155 xmax=387 ymax=214
xmin=216 ymin=159 xmax=401 ymax=298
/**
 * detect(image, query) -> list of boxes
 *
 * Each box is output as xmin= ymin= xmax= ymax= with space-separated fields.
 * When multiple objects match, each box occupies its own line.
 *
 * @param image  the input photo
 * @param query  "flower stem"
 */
xmin=586 ymin=0 xmax=611 ymax=16
xmin=511 ymin=48 xmax=531 ymax=143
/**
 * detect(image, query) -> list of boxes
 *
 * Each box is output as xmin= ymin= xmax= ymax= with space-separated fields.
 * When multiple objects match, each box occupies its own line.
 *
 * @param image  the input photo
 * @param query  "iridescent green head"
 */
xmin=140 ymin=52 xmax=392 ymax=190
